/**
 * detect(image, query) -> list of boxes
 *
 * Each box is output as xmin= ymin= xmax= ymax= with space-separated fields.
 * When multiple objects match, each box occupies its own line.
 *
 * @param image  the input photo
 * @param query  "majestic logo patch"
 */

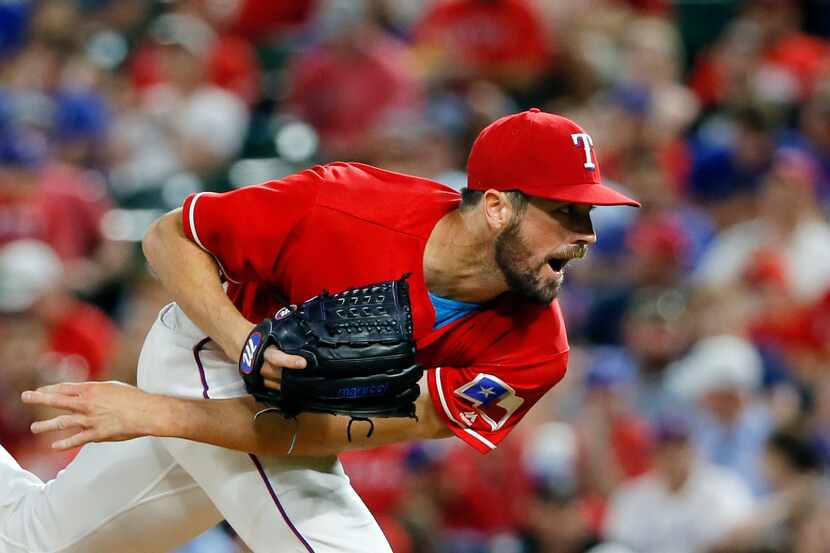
xmin=275 ymin=307 xmax=293 ymax=320
xmin=240 ymin=332 xmax=262 ymax=375
xmin=454 ymin=374 xmax=525 ymax=431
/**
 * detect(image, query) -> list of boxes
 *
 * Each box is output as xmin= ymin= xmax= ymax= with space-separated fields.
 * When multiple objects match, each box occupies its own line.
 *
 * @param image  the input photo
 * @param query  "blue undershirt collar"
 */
xmin=428 ymin=291 xmax=482 ymax=329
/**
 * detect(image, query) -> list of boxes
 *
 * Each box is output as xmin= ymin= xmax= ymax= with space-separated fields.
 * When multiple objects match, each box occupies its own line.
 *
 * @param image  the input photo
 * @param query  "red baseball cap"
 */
xmin=467 ymin=108 xmax=640 ymax=207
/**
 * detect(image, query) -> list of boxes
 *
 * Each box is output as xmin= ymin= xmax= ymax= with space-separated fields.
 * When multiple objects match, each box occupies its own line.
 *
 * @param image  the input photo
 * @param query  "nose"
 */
xmin=575 ymin=230 xmax=597 ymax=246
xmin=572 ymin=214 xmax=597 ymax=246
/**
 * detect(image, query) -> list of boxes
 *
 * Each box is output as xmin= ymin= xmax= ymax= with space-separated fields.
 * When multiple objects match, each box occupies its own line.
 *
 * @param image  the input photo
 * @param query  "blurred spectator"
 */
xmin=693 ymin=148 xmax=830 ymax=303
xmin=221 ymin=0 xmax=316 ymax=40
xmin=614 ymin=18 xmax=698 ymax=182
xmin=0 ymin=239 xmax=118 ymax=479
xmin=111 ymin=13 xmax=249 ymax=199
xmin=0 ymin=129 xmax=130 ymax=301
xmin=574 ymin=348 xmax=653 ymax=506
xmin=745 ymin=0 xmax=830 ymax=103
xmin=521 ymin=480 xmax=601 ymax=553
xmin=582 ymin=213 xmax=693 ymax=345
xmin=284 ymin=0 xmax=422 ymax=158
xmin=690 ymin=1 xmax=830 ymax=108
xmin=414 ymin=0 xmax=553 ymax=89
xmin=340 ymin=443 xmax=410 ymax=517
xmin=688 ymin=106 xmax=774 ymax=212
xmin=0 ymin=239 xmax=118 ymax=383
xmin=361 ymin=118 xmax=464 ymax=183
xmin=1 ymin=7 xmax=113 ymax=170
xmin=0 ymin=306 xmax=46 ymax=455
xmin=806 ymin=375 xmax=830 ymax=468
xmin=620 ymin=288 xmax=692 ymax=421
xmin=422 ymin=437 xmax=530 ymax=553
xmin=0 ymin=0 xmax=32 ymax=59
xmin=131 ymin=2 xmax=264 ymax=107
xmin=667 ymin=334 xmax=772 ymax=494
xmin=785 ymin=83 xmax=830 ymax=204
xmin=711 ymin=431 xmax=830 ymax=553
xmin=604 ymin=412 xmax=754 ymax=553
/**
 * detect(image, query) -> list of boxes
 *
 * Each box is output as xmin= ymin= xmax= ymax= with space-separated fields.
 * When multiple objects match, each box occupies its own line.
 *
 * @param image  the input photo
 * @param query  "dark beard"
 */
xmin=494 ymin=221 xmax=561 ymax=304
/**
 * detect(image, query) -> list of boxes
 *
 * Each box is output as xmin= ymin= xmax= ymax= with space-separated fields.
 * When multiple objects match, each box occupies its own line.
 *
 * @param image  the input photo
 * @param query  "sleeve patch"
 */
xmin=454 ymin=374 xmax=525 ymax=431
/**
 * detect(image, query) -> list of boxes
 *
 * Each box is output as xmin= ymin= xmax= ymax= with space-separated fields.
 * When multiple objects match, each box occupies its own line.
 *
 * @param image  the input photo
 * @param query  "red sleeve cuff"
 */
xmin=181 ymin=193 xmax=199 ymax=246
xmin=427 ymin=368 xmax=497 ymax=455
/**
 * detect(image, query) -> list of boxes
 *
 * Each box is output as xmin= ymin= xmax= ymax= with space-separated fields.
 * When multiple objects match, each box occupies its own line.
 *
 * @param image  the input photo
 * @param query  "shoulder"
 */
xmin=309 ymin=162 xmax=461 ymax=236
xmin=312 ymin=162 xmax=458 ymax=196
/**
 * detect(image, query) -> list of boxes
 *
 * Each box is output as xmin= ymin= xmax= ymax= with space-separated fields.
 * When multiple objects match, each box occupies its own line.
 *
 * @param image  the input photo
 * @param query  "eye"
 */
xmin=555 ymin=204 xmax=574 ymax=216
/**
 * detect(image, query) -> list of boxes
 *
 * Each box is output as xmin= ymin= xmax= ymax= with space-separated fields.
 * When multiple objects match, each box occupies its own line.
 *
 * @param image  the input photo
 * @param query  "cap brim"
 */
xmin=542 ymin=184 xmax=641 ymax=207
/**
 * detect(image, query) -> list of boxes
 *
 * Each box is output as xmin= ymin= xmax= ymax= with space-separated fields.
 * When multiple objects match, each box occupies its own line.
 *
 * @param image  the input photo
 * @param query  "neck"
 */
xmin=423 ymin=209 xmax=508 ymax=303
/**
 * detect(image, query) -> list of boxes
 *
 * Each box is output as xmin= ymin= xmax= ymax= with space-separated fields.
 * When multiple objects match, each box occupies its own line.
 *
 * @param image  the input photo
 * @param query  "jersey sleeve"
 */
xmin=426 ymin=351 xmax=568 ymax=454
xmin=181 ymin=170 xmax=320 ymax=283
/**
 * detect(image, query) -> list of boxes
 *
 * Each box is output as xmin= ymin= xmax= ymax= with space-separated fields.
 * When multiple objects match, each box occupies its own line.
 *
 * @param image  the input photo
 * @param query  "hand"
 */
xmin=21 ymin=381 xmax=160 ymax=450
xmin=259 ymin=346 xmax=307 ymax=390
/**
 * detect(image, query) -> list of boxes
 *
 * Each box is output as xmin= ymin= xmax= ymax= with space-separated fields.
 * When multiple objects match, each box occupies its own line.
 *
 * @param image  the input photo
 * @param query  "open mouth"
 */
xmin=547 ymin=258 xmax=569 ymax=272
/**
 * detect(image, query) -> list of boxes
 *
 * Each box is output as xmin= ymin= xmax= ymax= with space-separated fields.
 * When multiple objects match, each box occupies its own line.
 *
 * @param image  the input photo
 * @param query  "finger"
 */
xmin=263 ymin=347 xmax=306 ymax=369
xmin=52 ymin=429 xmax=100 ymax=450
xmin=260 ymin=365 xmax=283 ymax=380
xmin=36 ymin=382 xmax=87 ymax=396
xmin=263 ymin=378 xmax=281 ymax=390
xmin=21 ymin=391 xmax=86 ymax=412
xmin=31 ymin=415 xmax=87 ymax=434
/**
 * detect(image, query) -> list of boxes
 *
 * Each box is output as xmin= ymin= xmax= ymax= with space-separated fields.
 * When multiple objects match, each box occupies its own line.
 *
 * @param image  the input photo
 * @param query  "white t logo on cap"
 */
xmin=571 ymin=133 xmax=596 ymax=169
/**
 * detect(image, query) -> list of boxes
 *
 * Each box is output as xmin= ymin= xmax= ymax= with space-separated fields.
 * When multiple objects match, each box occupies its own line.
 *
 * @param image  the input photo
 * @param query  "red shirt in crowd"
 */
xmin=432 ymin=438 xmax=531 ymax=532
xmin=285 ymin=36 xmax=422 ymax=151
xmin=691 ymin=31 xmax=830 ymax=106
xmin=226 ymin=0 xmax=316 ymax=39
xmin=339 ymin=444 xmax=411 ymax=517
xmin=48 ymin=299 xmax=119 ymax=381
xmin=181 ymin=162 xmax=570 ymax=453
xmin=415 ymin=0 xmax=551 ymax=79
xmin=131 ymin=37 xmax=261 ymax=105
xmin=0 ymin=163 xmax=109 ymax=261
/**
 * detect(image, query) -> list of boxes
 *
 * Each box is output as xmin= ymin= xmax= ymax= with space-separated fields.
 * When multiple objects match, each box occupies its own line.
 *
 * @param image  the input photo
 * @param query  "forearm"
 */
xmin=142 ymin=209 xmax=252 ymax=359
xmin=153 ymin=389 xmax=451 ymax=458
xmin=155 ymin=395 xmax=295 ymax=455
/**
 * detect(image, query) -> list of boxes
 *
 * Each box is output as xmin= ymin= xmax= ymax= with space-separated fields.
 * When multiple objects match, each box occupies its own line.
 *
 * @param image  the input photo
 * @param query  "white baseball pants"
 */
xmin=0 ymin=303 xmax=392 ymax=553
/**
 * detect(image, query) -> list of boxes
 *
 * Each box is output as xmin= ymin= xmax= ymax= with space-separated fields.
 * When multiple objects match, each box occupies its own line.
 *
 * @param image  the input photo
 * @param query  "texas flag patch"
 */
xmin=454 ymin=374 xmax=524 ymax=431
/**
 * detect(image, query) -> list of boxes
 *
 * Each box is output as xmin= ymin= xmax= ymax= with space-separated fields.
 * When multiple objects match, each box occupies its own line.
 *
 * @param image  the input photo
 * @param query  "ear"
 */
xmin=481 ymin=190 xmax=514 ymax=231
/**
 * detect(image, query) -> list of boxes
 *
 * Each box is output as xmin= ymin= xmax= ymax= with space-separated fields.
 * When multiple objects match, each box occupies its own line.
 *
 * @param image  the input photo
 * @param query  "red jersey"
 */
xmin=181 ymin=162 xmax=569 ymax=453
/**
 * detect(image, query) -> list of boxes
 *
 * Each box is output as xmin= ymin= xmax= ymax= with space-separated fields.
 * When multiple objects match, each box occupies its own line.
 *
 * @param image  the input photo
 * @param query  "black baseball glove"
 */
xmin=238 ymin=275 xmax=423 ymax=432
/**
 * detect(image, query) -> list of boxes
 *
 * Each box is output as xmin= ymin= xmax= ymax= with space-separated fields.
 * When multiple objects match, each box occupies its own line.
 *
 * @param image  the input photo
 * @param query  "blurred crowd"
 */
xmin=3 ymin=0 xmax=830 ymax=552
